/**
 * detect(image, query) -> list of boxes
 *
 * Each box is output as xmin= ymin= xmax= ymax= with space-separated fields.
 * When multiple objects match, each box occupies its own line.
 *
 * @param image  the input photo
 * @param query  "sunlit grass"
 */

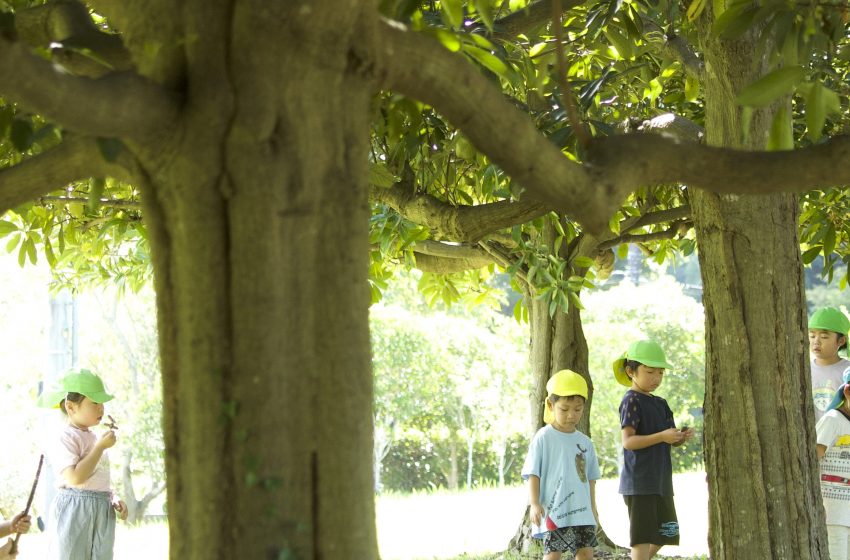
xmin=10 ymin=472 xmax=708 ymax=559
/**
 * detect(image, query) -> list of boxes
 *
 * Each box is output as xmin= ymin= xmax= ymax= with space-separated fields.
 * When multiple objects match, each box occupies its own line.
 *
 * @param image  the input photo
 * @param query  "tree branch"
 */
xmin=597 ymin=220 xmax=691 ymax=250
xmin=0 ymin=36 xmax=179 ymax=141
xmin=370 ymin=183 xmax=549 ymax=242
xmin=15 ymin=0 xmax=132 ymax=76
xmin=0 ymin=136 xmax=134 ymax=214
xmin=586 ymin=133 xmax=850 ymax=199
xmin=39 ymin=195 xmax=140 ymax=208
xmin=377 ymin=20 xmax=601 ymax=227
xmin=642 ymin=18 xmax=704 ymax=79
xmin=491 ymin=0 xmax=584 ymax=40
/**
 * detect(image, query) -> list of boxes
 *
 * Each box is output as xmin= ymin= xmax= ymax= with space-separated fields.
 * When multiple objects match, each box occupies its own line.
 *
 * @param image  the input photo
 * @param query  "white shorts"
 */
xmin=828 ymin=524 xmax=850 ymax=560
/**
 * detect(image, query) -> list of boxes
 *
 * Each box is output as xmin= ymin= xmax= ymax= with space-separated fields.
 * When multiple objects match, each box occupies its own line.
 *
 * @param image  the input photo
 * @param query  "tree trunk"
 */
xmin=137 ymin=6 xmax=379 ymax=557
xmin=693 ymin=16 xmax=829 ymax=560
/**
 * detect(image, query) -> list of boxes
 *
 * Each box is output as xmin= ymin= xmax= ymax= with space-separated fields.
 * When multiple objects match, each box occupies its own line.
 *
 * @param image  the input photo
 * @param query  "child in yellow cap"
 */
xmin=613 ymin=340 xmax=694 ymax=560
xmin=38 ymin=368 xmax=127 ymax=560
xmin=816 ymin=367 xmax=850 ymax=560
xmin=521 ymin=370 xmax=600 ymax=560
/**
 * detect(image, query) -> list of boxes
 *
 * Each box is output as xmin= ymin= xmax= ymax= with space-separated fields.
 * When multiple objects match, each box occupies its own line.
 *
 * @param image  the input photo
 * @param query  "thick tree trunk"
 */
xmin=694 ymin=17 xmax=829 ymax=560
xmin=137 ymin=5 xmax=379 ymax=558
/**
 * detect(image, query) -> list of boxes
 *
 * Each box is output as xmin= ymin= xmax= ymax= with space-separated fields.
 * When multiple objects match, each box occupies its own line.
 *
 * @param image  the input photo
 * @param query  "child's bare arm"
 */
xmin=62 ymin=431 xmax=115 ymax=485
xmin=817 ymin=444 xmax=827 ymax=459
xmin=621 ymin=426 xmax=684 ymax=450
xmin=528 ymin=475 xmax=544 ymax=527
xmin=589 ymin=480 xmax=599 ymax=523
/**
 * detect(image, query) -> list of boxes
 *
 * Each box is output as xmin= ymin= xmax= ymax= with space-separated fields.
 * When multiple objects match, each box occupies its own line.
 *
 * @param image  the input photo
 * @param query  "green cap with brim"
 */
xmin=612 ymin=340 xmax=673 ymax=387
xmin=808 ymin=307 xmax=850 ymax=338
xmin=38 ymin=368 xmax=114 ymax=408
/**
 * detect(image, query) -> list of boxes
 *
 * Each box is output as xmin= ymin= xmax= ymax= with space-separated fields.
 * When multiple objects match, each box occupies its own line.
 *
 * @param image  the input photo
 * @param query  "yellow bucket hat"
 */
xmin=542 ymin=369 xmax=588 ymax=424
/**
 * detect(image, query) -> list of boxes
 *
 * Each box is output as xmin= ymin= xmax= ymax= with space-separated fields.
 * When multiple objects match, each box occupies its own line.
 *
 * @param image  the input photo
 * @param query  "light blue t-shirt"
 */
xmin=521 ymin=425 xmax=601 ymax=538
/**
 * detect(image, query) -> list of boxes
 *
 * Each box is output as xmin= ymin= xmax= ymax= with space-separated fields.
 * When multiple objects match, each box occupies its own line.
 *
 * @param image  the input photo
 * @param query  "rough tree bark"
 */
xmin=693 ymin=13 xmax=829 ymax=560
xmin=135 ymin=4 xmax=380 ymax=558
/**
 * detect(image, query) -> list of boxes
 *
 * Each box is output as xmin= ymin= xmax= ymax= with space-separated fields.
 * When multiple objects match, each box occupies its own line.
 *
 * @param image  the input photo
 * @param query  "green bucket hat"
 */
xmin=808 ymin=307 xmax=850 ymax=338
xmin=612 ymin=340 xmax=673 ymax=387
xmin=38 ymin=368 xmax=114 ymax=408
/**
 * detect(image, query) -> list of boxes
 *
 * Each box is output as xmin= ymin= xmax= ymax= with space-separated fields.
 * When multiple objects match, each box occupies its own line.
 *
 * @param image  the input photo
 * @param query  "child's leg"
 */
xmin=630 ymin=543 xmax=663 ymax=560
xmin=826 ymin=524 xmax=850 ymax=560
xmin=574 ymin=546 xmax=594 ymax=559
xmin=542 ymin=552 xmax=563 ymax=560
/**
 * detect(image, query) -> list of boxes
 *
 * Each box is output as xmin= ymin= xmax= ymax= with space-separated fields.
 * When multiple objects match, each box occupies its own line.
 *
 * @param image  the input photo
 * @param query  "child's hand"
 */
xmin=529 ymin=503 xmax=545 ymax=527
xmin=660 ymin=428 xmax=686 ymax=445
xmin=0 ymin=539 xmax=16 ymax=559
xmin=97 ymin=430 xmax=117 ymax=450
xmin=113 ymin=499 xmax=128 ymax=521
xmin=9 ymin=513 xmax=30 ymax=534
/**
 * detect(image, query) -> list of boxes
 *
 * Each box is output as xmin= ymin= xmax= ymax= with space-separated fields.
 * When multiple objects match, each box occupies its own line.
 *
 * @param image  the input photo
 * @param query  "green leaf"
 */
xmin=431 ymin=28 xmax=461 ymax=52
xmin=25 ymin=237 xmax=36 ymax=264
xmin=89 ymin=178 xmax=106 ymax=212
xmin=441 ymin=0 xmax=463 ymax=28
xmin=736 ymin=66 xmax=805 ymax=108
xmin=712 ymin=3 xmax=758 ymax=40
xmin=823 ymin=226 xmax=837 ymax=257
xmin=766 ymin=106 xmax=793 ymax=151
xmin=0 ymin=220 xmax=17 ymax=238
xmin=369 ymin=163 xmax=397 ymax=188
xmin=685 ymin=75 xmax=700 ymax=102
xmin=474 ymin=0 xmax=494 ymax=30
xmin=464 ymin=45 xmax=513 ymax=81
xmin=805 ymin=81 xmax=826 ymax=142
xmin=17 ymin=238 xmax=26 ymax=267
xmin=686 ymin=0 xmax=707 ymax=22
xmin=573 ymin=256 xmax=594 ymax=268
xmin=6 ymin=233 xmax=19 ymax=252
xmin=802 ymin=245 xmax=821 ymax=265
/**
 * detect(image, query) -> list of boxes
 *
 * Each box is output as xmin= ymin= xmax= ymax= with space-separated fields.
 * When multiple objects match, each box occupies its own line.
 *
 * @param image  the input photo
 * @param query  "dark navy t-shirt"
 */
xmin=618 ymin=389 xmax=675 ymax=496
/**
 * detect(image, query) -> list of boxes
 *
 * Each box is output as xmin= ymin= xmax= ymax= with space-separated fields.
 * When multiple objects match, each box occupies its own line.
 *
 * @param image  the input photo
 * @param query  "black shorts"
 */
xmin=623 ymin=494 xmax=679 ymax=547
xmin=543 ymin=525 xmax=598 ymax=555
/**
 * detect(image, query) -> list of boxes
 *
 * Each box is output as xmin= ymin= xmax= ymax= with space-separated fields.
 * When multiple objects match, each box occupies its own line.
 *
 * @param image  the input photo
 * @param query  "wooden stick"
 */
xmin=9 ymin=454 xmax=44 ymax=555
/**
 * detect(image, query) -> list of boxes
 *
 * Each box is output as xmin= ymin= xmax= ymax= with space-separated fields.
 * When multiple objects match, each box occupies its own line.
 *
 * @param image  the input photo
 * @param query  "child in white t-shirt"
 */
xmin=522 ymin=370 xmax=600 ymax=560
xmin=816 ymin=367 xmax=850 ymax=560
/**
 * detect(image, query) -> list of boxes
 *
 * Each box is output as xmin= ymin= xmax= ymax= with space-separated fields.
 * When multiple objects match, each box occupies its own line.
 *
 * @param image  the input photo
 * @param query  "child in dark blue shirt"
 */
xmin=613 ymin=340 xmax=695 ymax=560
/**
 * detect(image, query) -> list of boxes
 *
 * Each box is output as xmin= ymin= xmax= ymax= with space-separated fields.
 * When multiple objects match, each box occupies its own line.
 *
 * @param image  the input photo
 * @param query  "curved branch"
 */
xmin=491 ymin=0 xmax=584 ymax=40
xmin=642 ymin=18 xmax=704 ymax=79
xmin=370 ymin=183 xmax=549 ymax=242
xmin=377 ymin=20 xmax=601 ymax=227
xmin=0 ymin=136 xmax=134 ymax=214
xmin=15 ymin=0 xmax=132 ymax=75
xmin=412 ymin=243 xmax=494 ymax=273
xmin=597 ymin=220 xmax=691 ymax=250
xmin=0 ymin=37 xmax=179 ymax=141
xmin=586 ymin=133 xmax=850 ymax=200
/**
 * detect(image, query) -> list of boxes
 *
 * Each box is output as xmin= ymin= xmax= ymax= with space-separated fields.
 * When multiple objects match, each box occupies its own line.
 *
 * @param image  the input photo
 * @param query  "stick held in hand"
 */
xmin=10 ymin=454 xmax=44 ymax=555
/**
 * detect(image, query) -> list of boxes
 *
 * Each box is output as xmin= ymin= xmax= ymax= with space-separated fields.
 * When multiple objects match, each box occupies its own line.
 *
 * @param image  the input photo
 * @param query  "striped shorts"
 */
xmin=47 ymin=488 xmax=116 ymax=560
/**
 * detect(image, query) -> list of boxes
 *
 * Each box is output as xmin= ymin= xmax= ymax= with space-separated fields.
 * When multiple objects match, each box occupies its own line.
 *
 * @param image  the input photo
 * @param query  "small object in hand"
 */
xmin=680 ymin=425 xmax=689 ymax=432
xmin=104 ymin=415 xmax=118 ymax=430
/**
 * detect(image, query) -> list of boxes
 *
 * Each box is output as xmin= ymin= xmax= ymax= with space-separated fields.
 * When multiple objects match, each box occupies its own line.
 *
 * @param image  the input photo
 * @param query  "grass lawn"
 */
xmin=6 ymin=471 xmax=709 ymax=559
xmin=378 ymin=471 xmax=709 ymax=560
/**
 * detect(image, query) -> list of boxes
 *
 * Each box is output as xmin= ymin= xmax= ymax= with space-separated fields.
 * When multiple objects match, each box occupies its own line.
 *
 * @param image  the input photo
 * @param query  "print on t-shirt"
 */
xmin=822 ymin=434 xmax=850 ymax=503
